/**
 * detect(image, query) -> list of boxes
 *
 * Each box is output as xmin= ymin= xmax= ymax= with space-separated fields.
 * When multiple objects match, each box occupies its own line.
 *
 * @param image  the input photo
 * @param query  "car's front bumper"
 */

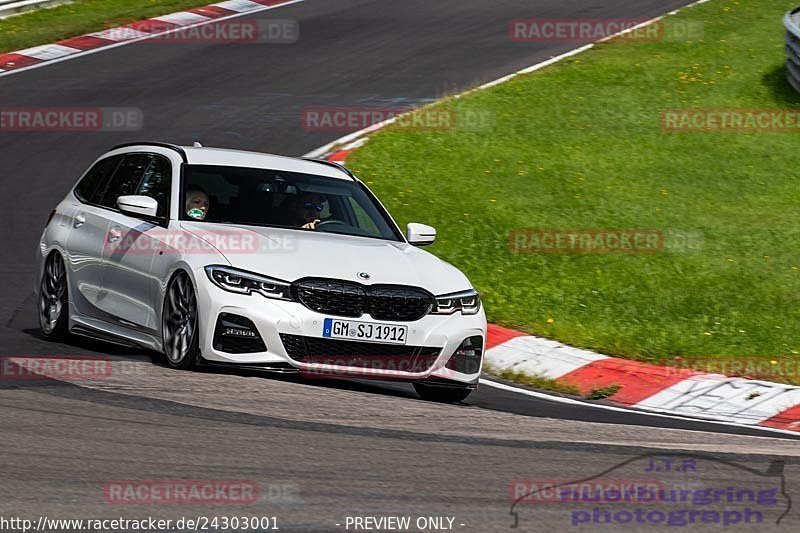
xmin=194 ymin=273 xmax=486 ymax=385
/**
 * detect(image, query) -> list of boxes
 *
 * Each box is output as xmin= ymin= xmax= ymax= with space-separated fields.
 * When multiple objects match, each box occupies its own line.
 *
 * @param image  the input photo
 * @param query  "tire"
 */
xmin=413 ymin=382 xmax=473 ymax=403
xmin=38 ymin=252 xmax=69 ymax=340
xmin=162 ymin=271 xmax=200 ymax=370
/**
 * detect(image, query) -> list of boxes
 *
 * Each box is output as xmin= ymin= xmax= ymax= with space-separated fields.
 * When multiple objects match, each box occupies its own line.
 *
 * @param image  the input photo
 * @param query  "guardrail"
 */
xmin=785 ymin=7 xmax=800 ymax=92
xmin=0 ymin=0 xmax=70 ymax=19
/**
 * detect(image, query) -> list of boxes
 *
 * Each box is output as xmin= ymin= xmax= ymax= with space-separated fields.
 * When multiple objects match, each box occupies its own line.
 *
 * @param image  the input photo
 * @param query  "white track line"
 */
xmin=302 ymin=41 xmax=595 ymax=158
xmin=304 ymin=0 xmax=711 ymax=158
xmin=479 ymin=378 xmax=800 ymax=438
xmin=0 ymin=0 xmax=305 ymax=79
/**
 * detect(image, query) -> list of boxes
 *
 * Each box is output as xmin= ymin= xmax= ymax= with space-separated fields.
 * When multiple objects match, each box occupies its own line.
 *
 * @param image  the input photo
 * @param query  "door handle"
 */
xmin=74 ymin=214 xmax=86 ymax=228
xmin=108 ymin=228 xmax=122 ymax=243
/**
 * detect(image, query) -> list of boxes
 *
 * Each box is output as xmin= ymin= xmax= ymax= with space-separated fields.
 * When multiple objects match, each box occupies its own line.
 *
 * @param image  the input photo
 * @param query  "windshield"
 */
xmin=181 ymin=164 xmax=402 ymax=241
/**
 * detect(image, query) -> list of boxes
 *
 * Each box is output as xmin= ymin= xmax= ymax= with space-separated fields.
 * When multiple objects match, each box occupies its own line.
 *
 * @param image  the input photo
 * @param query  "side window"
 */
xmin=183 ymin=171 xmax=238 ymax=221
xmin=186 ymin=171 xmax=238 ymax=203
xmin=347 ymin=197 xmax=381 ymax=237
xmin=98 ymin=154 xmax=150 ymax=209
xmin=136 ymin=155 xmax=171 ymax=218
xmin=74 ymin=156 xmax=121 ymax=204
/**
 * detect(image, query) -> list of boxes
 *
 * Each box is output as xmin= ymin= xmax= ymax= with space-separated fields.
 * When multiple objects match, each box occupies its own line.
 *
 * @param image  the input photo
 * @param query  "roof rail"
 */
xmin=301 ymin=157 xmax=358 ymax=181
xmin=110 ymin=142 xmax=188 ymax=163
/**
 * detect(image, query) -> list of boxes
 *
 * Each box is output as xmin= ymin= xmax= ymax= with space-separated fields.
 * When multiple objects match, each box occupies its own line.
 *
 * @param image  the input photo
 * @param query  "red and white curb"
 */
xmin=309 ymin=0 xmax=800 ymax=434
xmin=0 ymin=0 xmax=302 ymax=77
xmin=482 ymin=325 xmax=800 ymax=433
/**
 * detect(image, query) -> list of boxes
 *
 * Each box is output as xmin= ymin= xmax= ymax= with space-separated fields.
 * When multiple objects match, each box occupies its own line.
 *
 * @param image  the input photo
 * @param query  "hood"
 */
xmin=179 ymin=222 xmax=471 ymax=295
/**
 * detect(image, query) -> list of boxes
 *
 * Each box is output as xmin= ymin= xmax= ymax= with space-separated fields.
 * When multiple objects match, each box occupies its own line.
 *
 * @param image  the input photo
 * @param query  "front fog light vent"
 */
xmin=224 ymin=326 xmax=257 ymax=338
xmin=445 ymin=335 xmax=483 ymax=375
xmin=213 ymin=313 xmax=267 ymax=354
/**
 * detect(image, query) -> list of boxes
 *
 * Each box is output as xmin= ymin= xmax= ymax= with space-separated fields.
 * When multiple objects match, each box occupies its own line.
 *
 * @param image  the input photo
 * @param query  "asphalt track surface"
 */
xmin=1 ymin=0 xmax=798 ymax=531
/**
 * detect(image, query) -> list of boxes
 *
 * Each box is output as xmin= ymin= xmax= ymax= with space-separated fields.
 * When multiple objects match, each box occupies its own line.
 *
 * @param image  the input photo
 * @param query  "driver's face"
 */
xmin=298 ymin=195 xmax=324 ymax=223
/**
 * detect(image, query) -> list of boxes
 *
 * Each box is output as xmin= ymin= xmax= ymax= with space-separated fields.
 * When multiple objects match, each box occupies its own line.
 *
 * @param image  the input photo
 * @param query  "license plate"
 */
xmin=322 ymin=318 xmax=408 ymax=345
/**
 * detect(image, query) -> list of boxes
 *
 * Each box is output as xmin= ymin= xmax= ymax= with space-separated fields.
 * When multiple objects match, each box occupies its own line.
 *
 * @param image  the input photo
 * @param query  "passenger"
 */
xmin=185 ymin=187 xmax=209 ymax=220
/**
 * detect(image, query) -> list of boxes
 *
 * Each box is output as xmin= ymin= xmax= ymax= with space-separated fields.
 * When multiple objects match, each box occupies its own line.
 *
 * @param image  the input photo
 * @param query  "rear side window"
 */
xmin=74 ymin=156 xmax=121 ymax=204
xmin=98 ymin=154 xmax=151 ymax=209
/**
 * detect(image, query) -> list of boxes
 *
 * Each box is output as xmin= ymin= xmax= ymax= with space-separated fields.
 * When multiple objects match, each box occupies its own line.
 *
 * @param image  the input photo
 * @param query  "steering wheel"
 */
xmin=314 ymin=219 xmax=347 ymax=230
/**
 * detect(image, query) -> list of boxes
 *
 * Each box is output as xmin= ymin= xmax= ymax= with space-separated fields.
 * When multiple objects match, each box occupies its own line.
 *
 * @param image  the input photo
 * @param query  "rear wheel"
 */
xmin=413 ymin=382 xmax=473 ymax=403
xmin=38 ymin=252 xmax=69 ymax=340
xmin=162 ymin=272 xmax=199 ymax=369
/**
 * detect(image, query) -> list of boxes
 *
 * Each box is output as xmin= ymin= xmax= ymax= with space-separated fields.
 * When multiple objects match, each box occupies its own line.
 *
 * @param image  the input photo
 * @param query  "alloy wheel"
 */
xmin=39 ymin=253 xmax=66 ymax=335
xmin=163 ymin=272 xmax=198 ymax=365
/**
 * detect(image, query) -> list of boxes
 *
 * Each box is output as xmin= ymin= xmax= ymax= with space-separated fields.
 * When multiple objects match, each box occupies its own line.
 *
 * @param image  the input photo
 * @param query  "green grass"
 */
xmin=586 ymin=384 xmax=622 ymax=401
xmin=347 ymin=0 xmax=800 ymax=381
xmin=0 ymin=0 xmax=222 ymax=53
xmin=486 ymin=365 xmax=581 ymax=396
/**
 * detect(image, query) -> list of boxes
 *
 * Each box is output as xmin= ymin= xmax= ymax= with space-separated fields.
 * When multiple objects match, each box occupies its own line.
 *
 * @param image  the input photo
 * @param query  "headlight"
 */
xmin=432 ymin=289 xmax=481 ymax=315
xmin=205 ymin=265 xmax=292 ymax=301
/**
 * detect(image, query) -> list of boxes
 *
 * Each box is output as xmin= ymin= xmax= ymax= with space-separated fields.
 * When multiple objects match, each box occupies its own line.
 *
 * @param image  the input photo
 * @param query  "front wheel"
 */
xmin=162 ymin=271 xmax=200 ymax=369
xmin=413 ymin=382 xmax=473 ymax=403
xmin=38 ymin=252 xmax=69 ymax=340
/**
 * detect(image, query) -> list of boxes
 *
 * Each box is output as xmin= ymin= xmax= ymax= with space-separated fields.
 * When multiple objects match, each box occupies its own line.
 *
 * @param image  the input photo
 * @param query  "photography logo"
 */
xmin=508 ymin=452 xmax=790 ymax=528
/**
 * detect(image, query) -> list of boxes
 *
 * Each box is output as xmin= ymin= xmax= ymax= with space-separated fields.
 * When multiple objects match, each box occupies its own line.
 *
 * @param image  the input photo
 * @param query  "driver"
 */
xmin=293 ymin=193 xmax=326 ymax=229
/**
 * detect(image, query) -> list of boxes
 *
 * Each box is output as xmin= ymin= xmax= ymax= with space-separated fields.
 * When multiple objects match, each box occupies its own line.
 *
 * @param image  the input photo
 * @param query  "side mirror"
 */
xmin=406 ymin=222 xmax=436 ymax=246
xmin=117 ymin=195 xmax=159 ymax=218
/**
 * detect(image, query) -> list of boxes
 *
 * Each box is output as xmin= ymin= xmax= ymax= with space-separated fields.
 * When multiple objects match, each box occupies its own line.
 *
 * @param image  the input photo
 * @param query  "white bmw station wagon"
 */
xmin=36 ymin=143 xmax=486 ymax=402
